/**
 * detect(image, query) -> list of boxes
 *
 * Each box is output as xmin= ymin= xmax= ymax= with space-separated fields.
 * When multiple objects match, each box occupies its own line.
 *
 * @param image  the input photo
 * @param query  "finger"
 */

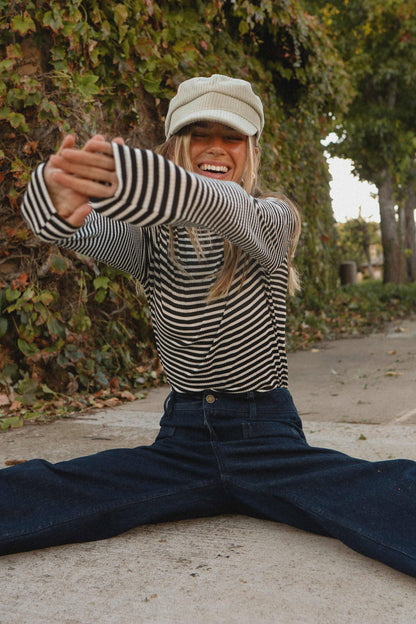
xmin=51 ymin=150 xmax=116 ymax=174
xmin=52 ymin=163 xmax=118 ymax=190
xmin=52 ymin=170 xmax=118 ymax=198
xmin=57 ymin=134 xmax=76 ymax=156
xmin=51 ymin=162 xmax=118 ymax=191
xmin=83 ymin=134 xmax=106 ymax=150
xmin=112 ymin=136 xmax=125 ymax=145
xmin=66 ymin=203 xmax=93 ymax=228
xmin=83 ymin=138 xmax=114 ymax=156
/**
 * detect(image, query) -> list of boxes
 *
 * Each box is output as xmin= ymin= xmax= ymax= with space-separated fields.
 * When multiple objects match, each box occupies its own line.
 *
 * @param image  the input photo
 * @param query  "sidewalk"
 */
xmin=1 ymin=318 xmax=416 ymax=623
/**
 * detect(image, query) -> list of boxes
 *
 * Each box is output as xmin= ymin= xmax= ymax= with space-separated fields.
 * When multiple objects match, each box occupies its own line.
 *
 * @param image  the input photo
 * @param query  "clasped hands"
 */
xmin=45 ymin=134 xmax=123 ymax=227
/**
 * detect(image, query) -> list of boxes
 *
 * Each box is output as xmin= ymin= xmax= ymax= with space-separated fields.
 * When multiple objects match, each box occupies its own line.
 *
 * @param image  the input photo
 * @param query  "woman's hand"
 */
xmin=44 ymin=134 xmax=123 ymax=227
xmin=43 ymin=135 xmax=93 ymax=227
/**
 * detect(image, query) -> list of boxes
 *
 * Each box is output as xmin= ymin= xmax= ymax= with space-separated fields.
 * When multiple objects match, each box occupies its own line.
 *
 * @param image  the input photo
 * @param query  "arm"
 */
xmin=21 ymin=139 xmax=148 ymax=282
xmin=54 ymin=141 xmax=297 ymax=273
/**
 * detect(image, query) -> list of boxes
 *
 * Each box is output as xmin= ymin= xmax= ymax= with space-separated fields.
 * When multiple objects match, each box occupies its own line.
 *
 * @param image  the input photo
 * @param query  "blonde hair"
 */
xmin=155 ymin=128 xmax=301 ymax=299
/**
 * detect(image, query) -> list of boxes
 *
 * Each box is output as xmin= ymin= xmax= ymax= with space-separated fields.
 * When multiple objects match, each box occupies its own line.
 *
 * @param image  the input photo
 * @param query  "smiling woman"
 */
xmin=188 ymin=122 xmax=248 ymax=183
xmin=3 ymin=75 xmax=416 ymax=579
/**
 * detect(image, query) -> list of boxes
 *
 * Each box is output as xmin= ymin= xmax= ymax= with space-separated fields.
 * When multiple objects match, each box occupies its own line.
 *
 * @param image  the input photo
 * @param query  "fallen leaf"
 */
xmin=9 ymin=400 xmax=23 ymax=410
xmin=385 ymin=371 xmax=403 ymax=377
xmin=23 ymin=140 xmax=39 ymax=154
xmin=5 ymin=459 xmax=27 ymax=466
xmin=11 ymin=271 xmax=29 ymax=289
xmin=103 ymin=397 xmax=121 ymax=407
xmin=0 ymin=394 xmax=10 ymax=407
xmin=120 ymin=390 xmax=136 ymax=401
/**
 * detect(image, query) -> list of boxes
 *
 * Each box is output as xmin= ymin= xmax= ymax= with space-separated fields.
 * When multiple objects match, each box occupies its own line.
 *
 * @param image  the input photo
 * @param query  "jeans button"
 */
xmin=205 ymin=394 xmax=215 ymax=404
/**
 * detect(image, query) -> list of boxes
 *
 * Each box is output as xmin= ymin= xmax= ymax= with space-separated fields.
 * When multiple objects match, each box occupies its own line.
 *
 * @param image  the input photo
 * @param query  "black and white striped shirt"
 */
xmin=22 ymin=144 xmax=296 ymax=393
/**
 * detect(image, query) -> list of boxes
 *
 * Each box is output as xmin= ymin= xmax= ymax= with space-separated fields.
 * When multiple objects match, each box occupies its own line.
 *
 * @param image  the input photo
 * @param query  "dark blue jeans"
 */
xmin=1 ymin=388 xmax=416 ymax=576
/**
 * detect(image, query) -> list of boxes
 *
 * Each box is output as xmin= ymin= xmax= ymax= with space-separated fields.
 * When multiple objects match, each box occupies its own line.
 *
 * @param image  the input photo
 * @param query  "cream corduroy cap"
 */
xmin=165 ymin=74 xmax=264 ymax=139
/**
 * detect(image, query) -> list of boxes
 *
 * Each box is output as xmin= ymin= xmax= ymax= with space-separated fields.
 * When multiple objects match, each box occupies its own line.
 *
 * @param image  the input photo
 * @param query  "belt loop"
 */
xmin=163 ymin=391 xmax=174 ymax=418
xmin=247 ymin=391 xmax=256 ymax=418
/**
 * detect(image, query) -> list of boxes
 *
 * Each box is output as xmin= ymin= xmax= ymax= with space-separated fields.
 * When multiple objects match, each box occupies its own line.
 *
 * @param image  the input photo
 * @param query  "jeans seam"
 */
xmin=229 ymin=479 xmax=416 ymax=561
xmin=0 ymin=479 xmax=220 ymax=543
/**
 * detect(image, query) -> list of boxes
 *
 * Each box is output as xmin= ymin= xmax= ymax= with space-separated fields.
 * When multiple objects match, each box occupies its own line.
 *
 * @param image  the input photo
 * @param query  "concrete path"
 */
xmin=1 ymin=318 xmax=416 ymax=623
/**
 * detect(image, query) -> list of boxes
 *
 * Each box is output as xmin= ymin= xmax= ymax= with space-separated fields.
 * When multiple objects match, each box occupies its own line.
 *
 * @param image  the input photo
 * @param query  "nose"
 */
xmin=206 ymin=137 xmax=226 ymax=153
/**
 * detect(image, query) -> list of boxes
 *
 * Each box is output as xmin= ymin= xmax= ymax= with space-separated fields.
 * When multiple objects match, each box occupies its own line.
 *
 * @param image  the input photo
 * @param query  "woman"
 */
xmin=3 ymin=75 xmax=416 ymax=577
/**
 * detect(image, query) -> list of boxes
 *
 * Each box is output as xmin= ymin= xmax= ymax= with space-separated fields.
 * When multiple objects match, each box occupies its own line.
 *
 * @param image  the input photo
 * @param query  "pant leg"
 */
xmin=228 ymin=439 xmax=416 ymax=577
xmin=204 ymin=388 xmax=416 ymax=578
xmin=0 ymin=425 xmax=227 ymax=555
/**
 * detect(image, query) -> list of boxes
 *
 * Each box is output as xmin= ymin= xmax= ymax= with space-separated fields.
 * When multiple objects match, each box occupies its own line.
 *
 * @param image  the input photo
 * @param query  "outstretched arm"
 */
xmin=51 ymin=140 xmax=296 ymax=272
xmin=21 ymin=135 xmax=149 ymax=283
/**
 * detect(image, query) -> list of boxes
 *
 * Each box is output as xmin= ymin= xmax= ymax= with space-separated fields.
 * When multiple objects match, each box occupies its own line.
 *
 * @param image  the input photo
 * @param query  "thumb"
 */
xmin=66 ymin=203 xmax=93 ymax=228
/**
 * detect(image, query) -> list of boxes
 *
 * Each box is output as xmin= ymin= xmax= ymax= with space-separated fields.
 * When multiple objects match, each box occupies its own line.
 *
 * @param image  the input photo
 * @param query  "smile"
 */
xmin=199 ymin=164 xmax=230 ymax=173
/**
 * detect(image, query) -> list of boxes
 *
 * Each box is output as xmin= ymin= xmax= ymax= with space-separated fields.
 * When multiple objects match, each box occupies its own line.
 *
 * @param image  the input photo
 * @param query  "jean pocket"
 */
xmin=243 ymin=420 xmax=305 ymax=441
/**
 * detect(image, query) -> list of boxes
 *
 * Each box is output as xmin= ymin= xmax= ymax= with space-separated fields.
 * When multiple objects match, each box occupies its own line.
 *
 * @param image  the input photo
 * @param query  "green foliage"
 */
xmin=305 ymin=0 xmax=416 ymax=286
xmin=287 ymin=281 xmax=416 ymax=351
xmin=336 ymin=217 xmax=381 ymax=267
xmin=315 ymin=0 xmax=416 ymax=189
xmin=0 ymin=260 xmax=164 ymax=429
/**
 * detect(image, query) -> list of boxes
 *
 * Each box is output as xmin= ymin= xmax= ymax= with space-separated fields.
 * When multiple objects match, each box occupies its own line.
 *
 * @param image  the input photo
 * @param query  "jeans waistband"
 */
xmin=172 ymin=388 xmax=264 ymax=401
xmin=161 ymin=387 xmax=297 ymax=428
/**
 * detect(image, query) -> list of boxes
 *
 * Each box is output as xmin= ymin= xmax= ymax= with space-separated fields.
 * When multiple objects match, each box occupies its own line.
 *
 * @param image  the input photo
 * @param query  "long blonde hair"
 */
xmin=155 ymin=128 xmax=301 ymax=300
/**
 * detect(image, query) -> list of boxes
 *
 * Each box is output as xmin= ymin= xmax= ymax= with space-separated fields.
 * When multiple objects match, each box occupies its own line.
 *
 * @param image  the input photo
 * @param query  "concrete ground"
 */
xmin=1 ymin=317 xmax=416 ymax=624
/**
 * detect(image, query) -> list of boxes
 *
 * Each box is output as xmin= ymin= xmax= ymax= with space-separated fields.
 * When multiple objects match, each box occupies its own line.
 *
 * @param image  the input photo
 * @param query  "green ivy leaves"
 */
xmin=11 ymin=14 xmax=36 ymax=35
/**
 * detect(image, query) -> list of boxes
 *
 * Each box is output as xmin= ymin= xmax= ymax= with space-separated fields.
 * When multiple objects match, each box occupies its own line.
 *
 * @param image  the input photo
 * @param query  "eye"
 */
xmin=225 ymin=134 xmax=244 ymax=142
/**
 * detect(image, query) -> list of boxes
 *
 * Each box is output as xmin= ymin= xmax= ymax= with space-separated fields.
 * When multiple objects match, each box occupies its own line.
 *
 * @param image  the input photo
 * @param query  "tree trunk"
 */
xmin=363 ymin=245 xmax=374 ymax=279
xmin=404 ymin=182 xmax=416 ymax=282
xmin=377 ymin=171 xmax=402 ymax=283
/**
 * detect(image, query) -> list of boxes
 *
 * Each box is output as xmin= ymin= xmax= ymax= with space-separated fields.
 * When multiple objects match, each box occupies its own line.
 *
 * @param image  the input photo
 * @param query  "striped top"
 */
xmin=21 ymin=144 xmax=296 ymax=393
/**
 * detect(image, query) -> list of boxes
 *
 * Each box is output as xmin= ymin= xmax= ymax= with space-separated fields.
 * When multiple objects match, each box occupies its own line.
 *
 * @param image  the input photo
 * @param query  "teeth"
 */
xmin=200 ymin=164 xmax=229 ymax=173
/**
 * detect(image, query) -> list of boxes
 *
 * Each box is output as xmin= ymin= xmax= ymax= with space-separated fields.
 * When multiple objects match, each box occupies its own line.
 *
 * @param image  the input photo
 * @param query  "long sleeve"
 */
xmin=21 ymin=163 xmax=79 ymax=243
xmin=90 ymin=144 xmax=296 ymax=274
xmin=21 ymin=163 xmax=149 ymax=282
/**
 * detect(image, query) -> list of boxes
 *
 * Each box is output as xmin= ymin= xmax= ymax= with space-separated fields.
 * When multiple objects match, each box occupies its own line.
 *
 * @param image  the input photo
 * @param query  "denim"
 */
xmin=1 ymin=388 xmax=416 ymax=576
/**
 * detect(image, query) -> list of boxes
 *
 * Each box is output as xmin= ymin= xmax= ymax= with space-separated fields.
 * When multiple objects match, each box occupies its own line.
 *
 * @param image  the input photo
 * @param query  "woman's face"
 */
xmin=189 ymin=122 xmax=248 ymax=184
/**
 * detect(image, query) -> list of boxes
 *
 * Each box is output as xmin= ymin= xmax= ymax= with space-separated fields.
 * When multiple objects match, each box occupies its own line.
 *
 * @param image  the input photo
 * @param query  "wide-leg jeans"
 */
xmin=1 ymin=388 xmax=415 ymax=576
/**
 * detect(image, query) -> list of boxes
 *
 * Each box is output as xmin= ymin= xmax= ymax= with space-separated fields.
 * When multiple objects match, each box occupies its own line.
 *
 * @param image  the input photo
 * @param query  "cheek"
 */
xmin=233 ymin=146 xmax=248 ymax=173
xmin=189 ymin=146 xmax=199 ymax=171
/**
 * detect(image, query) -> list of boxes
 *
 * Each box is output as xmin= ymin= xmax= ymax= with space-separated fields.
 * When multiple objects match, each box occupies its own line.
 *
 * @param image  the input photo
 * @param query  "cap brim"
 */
xmin=167 ymin=109 xmax=258 ymax=139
